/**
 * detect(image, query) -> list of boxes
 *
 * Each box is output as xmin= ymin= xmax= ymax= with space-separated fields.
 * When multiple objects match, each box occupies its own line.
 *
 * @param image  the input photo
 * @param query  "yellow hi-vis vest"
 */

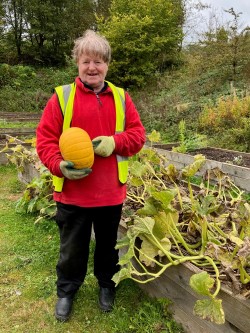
xmin=53 ymin=81 xmax=128 ymax=192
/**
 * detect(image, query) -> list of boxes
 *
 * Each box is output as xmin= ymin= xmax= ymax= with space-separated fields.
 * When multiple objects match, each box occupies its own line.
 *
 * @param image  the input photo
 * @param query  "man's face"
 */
xmin=78 ymin=54 xmax=108 ymax=92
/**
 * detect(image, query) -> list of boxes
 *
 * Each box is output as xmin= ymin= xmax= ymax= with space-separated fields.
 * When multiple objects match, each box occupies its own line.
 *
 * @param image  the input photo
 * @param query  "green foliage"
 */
xmin=190 ymin=272 xmax=225 ymax=324
xmin=0 ymin=63 xmax=36 ymax=89
xmin=98 ymin=0 xmax=183 ymax=87
xmin=147 ymin=130 xmax=161 ymax=146
xmin=0 ymin=63 xmax=77 ymax=113
xmin=1 ymin=141 xmax=56 ymax=222
xmin=15 ymin=169 xmax=55 ymax=223
xmin=113 ymin=142 xmax=250 ymax=324
xmin=172 ymin=119 xmax=207 ymax=153
xmin=1 ymin=0 xmax=97 ymax=65
xmin=186 ymin=9 xmax=250 ymax=87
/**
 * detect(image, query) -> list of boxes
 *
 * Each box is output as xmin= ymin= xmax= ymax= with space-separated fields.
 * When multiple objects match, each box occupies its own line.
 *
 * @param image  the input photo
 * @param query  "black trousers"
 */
xmin=55 ymin=202 xmax=123 ymax=298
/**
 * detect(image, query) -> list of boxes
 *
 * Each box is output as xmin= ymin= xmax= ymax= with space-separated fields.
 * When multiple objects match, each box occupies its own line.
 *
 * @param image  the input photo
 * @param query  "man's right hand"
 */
xmin=59 ymin=161 xmax=92 ymax=180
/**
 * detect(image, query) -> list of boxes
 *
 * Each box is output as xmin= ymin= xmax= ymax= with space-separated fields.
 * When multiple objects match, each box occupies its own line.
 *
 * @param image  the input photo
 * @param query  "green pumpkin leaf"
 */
xmin=129 ymin=161 xmax=147 ymax=177
xmin=189 ymin=271 xmax=214 ymax=296
xmin=112 ymin=266 xmax=132 ymax=286
xmin=118 ymin=246 xmax=135 ymax=266
xmin=115 ymin=235 xmax=131 ymax=249
xmin=182 ymin=154 xmax=206 ymax=177
xmin=154 ymin=211 xmax=179 ymax=239
xmin=133 ymin=216 xmax=155 ymax=236
xmin=130 ymin=176 xmax=144 ymax=187
xmin=151 ymin=189 xmax=176 ymax=211
xmin=139 ymin=235 xmax=159 ymax=266
xmin=137 ymin=197 xmax=160 ymax=216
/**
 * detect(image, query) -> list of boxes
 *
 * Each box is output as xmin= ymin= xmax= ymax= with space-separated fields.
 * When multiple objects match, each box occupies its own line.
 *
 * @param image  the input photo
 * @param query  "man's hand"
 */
xmin=92 ymin=136 xmax=115 ymax=157
xmin=59 ymin=161 xmax=92 ymax=180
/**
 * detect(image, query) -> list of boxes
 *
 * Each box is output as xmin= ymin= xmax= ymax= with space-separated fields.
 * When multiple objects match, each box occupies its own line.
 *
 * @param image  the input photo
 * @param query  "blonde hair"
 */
xmin=72 ymin=30 xmax=111 ymax=64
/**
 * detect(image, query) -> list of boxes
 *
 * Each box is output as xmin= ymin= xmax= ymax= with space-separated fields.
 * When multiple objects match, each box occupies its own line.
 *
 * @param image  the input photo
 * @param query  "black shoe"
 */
xmin=99 ymin=287 xmax=115 ymax=312
xmin=55 ymin=297 xmax=73 ymax=321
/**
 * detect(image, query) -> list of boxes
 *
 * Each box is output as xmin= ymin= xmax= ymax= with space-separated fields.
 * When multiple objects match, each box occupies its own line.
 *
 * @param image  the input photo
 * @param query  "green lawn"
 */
xmin=0 ymin=164 xmax=184 ymax=333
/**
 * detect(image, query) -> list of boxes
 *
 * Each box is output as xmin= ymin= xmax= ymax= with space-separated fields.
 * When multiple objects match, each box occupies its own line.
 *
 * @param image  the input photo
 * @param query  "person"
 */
xmin=36 ymin=29 xmax=146 ymax=321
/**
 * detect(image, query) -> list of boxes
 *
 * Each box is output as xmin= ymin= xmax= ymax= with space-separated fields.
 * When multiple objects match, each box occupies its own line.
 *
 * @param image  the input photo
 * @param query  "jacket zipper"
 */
xmin=95 ymin=92 xmax=102 ymax=106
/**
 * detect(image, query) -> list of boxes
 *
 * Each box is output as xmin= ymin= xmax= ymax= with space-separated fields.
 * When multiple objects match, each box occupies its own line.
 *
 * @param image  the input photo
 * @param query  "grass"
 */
xmin=0 ymin=120 xmax=38 ymax=128
xmin=0 ymin=164 xmax=184 ymax=333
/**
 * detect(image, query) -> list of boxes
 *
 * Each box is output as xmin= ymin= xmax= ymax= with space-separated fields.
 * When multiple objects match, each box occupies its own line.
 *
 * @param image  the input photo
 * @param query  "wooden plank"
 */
xmin=0 ymin=152 xmax=8 ymax=165
xmin=154 ymin=148 xmax=250 ymax=192
xmin=17 ymin=163 xmax=40 ymax=183
xmin=131 ymin=259 xmax=249 ymax=333
xmin=222 ymin=163 xmax=250 ymax=179
xmin=139 ymin=275 xmax=242 ymax=333
xmin=161 ymin=262 xmax=250 ymax=332
xmin=0 ymin=128 xmax=36 ymax=135
xmin=227 ymin=177 xmax=250 ymax=192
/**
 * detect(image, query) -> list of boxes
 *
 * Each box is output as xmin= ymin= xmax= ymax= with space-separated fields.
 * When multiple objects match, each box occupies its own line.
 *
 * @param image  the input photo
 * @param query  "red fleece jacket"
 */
xmin=36 ymin=77 xmax=146 ymax=207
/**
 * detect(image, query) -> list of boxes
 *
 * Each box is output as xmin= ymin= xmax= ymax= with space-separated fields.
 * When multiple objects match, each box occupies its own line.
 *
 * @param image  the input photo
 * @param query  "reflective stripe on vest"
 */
xmin=53 ymin=81 xmax=128 ymax=192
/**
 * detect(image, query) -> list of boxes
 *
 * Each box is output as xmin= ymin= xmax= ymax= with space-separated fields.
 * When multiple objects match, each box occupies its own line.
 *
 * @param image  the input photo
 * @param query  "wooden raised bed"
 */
xmin=0 ymin=112 xmax=41 ymax=122
xmin=152 ymin=146 xmax=250 ymax=192
xmin=135 ymin=260 xmax=250 ymax=333
xmin=0 ymin=128 xmax=36 ymax=137
xmin=118 ymin=225 xmax=250 ymax=333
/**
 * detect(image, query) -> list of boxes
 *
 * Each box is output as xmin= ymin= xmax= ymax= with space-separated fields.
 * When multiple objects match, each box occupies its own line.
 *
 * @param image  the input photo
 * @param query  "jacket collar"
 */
xmin=78 ymin=77 xmax=108 ymax=94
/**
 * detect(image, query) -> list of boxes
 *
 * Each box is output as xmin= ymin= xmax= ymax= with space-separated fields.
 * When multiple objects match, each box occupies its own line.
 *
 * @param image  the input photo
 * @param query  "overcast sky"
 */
xmin=184 ymin=1 xmax=250 ymax=43
xmin=203 ymin=0 xmax=250 ymax=27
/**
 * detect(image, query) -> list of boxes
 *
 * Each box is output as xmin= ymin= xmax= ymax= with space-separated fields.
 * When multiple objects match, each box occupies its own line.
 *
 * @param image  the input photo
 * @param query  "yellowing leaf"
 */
xmin=151 ymin=189 xmax=177 ymax=211
xmin=112 ymin=266 xmax=132 ymax=286
xmin=182 ymin=154 xmax=206 ymax=177
xmin=133 ymin=216 xmax=155 ymax=235
xmin=193 ymin=298 xmax=225 ymax=324
xmin=139 ymin=235 xmax=159 ymax=266
xmin=137 ymin=197 xmax=160 ymax=216
xmin=130 ymin=176 xmax=144 ymax=187
xmin=228 ymin=233 xmax=244 ymax=246
xmin=130 ymin=161 xmax=148 ymax=177
xmin=158 ymin=237 xmax=171 ymax=256
xmin=165 ymin=164 xmax=179 ymax=179
xmin=154 ymin=211 xmax=179 ymax=239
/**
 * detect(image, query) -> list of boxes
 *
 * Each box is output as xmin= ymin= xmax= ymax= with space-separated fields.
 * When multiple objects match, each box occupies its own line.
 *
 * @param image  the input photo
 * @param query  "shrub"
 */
xmin=199 ymin=94 xmax=250 ymax=131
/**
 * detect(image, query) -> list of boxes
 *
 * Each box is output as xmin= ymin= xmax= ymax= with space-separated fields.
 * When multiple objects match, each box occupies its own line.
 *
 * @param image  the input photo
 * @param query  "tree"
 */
xmin=97 ymin=0 xmax=184 ymax=87
xmin=0 ymin=0 xmax=104 ymax=65
xmin=25 ymin=0 xmax=96 ymax=65
xmin=2 ymin=0 xmax=26 ymax=61
xmin=94 ymin=0 xmax=112 ymax=22
xmin=198 ymin=8 xmax=250 ymax=85
xmin=225 ymin=7 xmax=250 ymax=81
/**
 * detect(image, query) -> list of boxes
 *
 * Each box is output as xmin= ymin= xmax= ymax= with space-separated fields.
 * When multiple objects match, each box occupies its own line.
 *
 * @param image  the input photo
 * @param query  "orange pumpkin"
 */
xmin=59 ymin=127 xmax=94 ymax=169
